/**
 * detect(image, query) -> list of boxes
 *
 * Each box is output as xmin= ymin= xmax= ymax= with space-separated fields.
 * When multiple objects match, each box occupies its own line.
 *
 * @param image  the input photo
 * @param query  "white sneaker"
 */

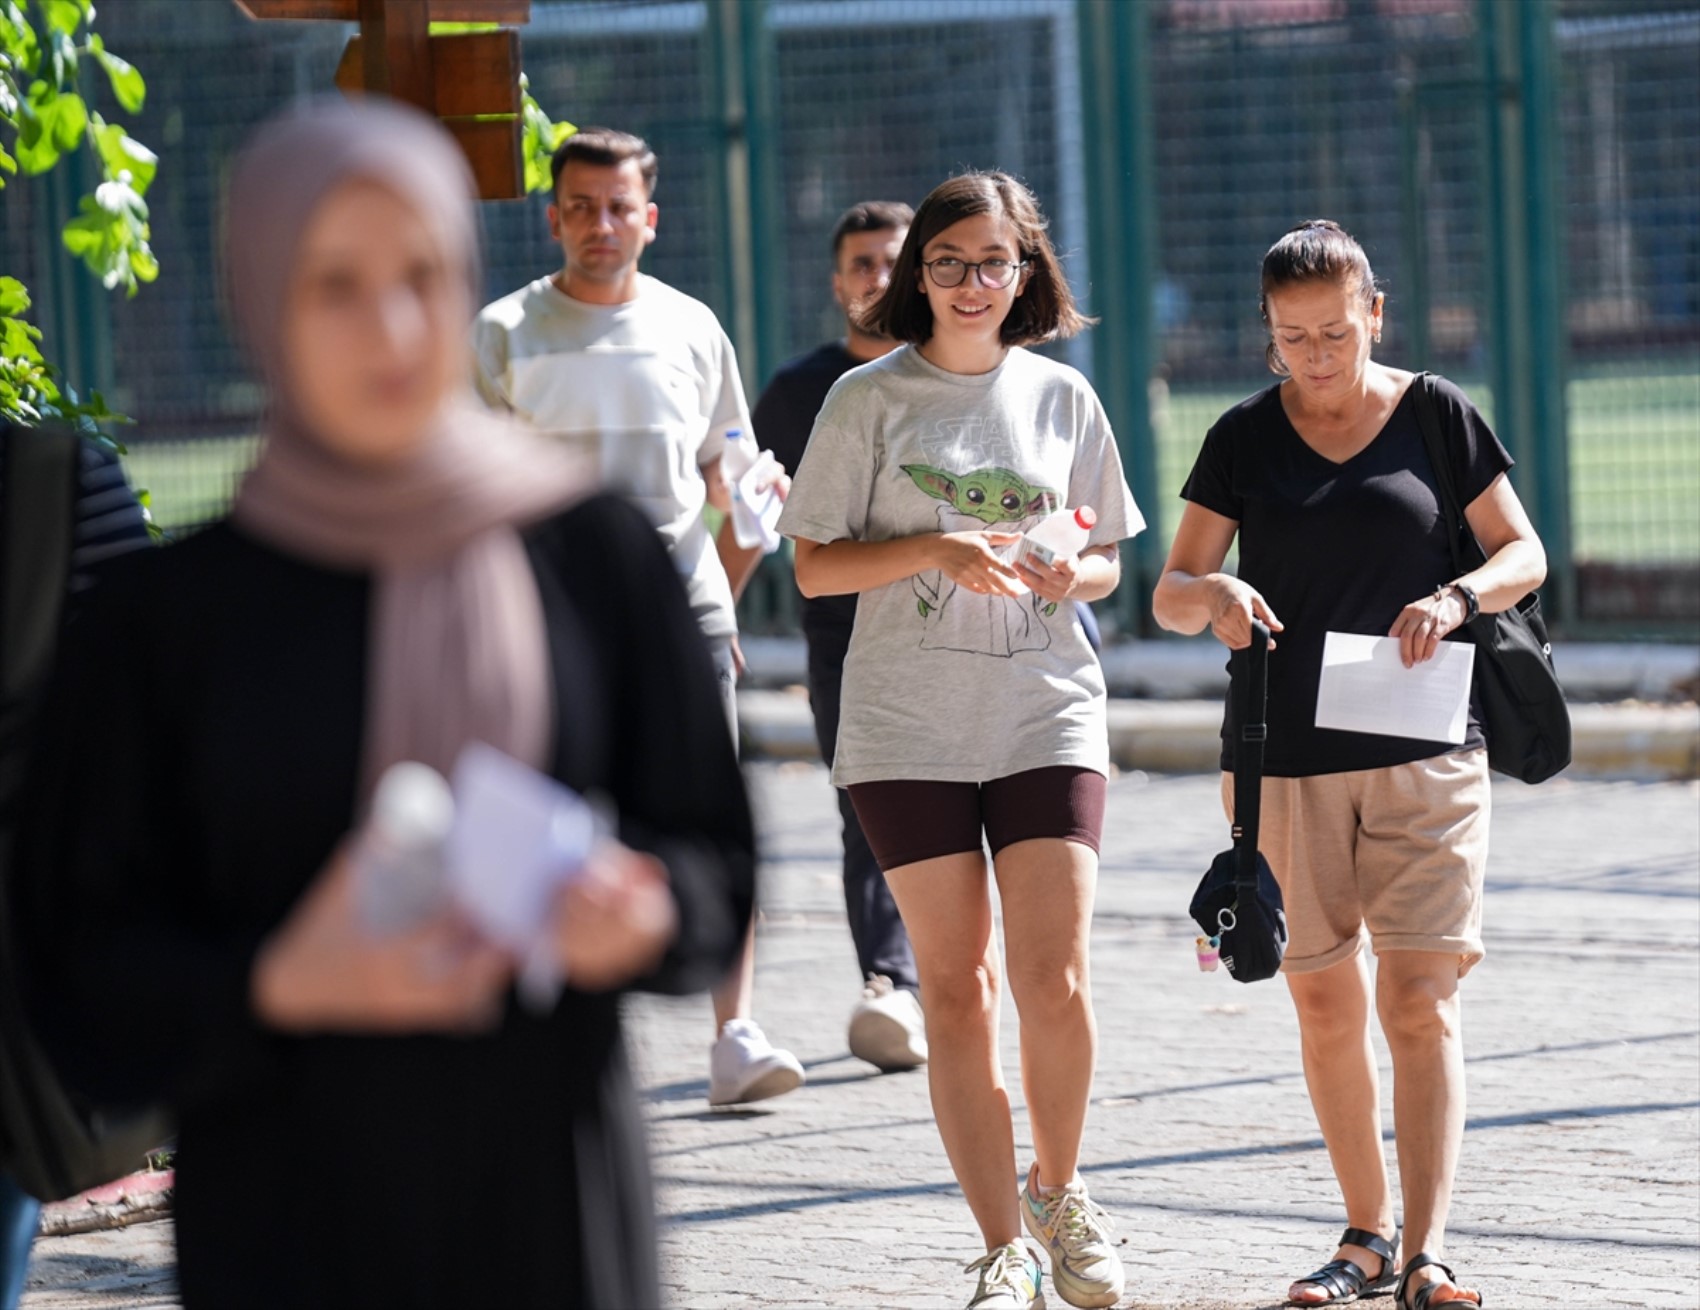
xmin=708 ymin=1019 xmax=805 ymax=1106
xmin=847 ymin=974 xmax=928 ymax=1071
xmin=965 ymin=1241 xmax=1046 ymax=1309
xmin=1020 ymin=1164 xmax=1123 ymax=1309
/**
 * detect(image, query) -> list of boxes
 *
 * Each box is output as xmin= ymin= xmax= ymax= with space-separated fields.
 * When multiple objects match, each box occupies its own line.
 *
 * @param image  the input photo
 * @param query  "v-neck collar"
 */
xmin=1275 ymin=380 xmax=1415 ymax=469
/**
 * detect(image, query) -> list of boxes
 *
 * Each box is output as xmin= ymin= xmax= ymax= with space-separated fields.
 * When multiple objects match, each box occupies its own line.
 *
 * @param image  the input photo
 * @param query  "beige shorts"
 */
xmin=1220 ymin=749 xmax=1491 ymax=978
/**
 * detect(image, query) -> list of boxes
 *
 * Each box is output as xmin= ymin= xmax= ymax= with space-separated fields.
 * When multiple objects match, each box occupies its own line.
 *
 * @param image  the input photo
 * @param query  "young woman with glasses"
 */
xmin=778 ymin=172 xmax=1143 ymax=1310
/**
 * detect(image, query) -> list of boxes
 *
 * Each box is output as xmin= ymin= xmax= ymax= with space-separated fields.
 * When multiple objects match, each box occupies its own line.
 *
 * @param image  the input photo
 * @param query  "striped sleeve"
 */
xmin=69 ymin=440 xmax=153 ymax=590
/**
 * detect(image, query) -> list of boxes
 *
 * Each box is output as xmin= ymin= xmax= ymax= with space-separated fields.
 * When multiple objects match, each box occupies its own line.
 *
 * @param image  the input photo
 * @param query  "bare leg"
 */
xmin=886 ymin=852 xmax=1021 ymax=1250
xmin=1378 ymin=950 xmax=1479 ymax=1307
xmin=710 ymin=918 xmax=757 ymax=1034
xmin=991 ymin=837 xmax=1098 ymax=1189
xmin=1285 ymin=951 xmax=1397 ymax=1304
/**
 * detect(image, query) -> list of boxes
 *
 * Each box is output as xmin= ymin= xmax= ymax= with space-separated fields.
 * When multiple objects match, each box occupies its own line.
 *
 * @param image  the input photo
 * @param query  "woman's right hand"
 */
xmin=1206 ymin=575 xmax=1284 ymax=651
xmin=930 ymin=530 xmax=1023 ymax=596
xmin=251 ymin=850 xmax=514 ymax=1035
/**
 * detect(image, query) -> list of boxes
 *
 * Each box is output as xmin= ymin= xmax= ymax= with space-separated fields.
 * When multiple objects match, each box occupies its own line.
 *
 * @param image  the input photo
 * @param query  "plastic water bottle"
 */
xmin=723 ymin=427 xmax=785 ymax=552
xmin=354 ymin=761 xmax=455 ymax=934
xmin=722 ymin=427 xmax=755 ymax=480
xmin=1016 ymin=505 xmax=1097 ymax=571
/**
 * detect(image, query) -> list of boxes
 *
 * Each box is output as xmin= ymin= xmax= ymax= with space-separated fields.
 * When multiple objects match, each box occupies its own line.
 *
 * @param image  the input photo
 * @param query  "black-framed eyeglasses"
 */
xmin=922 ymin=257 xmax=1026 ymax=290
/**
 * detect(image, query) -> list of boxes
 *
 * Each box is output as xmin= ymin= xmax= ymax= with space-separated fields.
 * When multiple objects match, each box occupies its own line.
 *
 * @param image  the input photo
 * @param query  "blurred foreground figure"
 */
xmin=0 ymin=422 xmax=152 ymax=1308
xmin=13 ymin=99 xmax=753 ymax=1310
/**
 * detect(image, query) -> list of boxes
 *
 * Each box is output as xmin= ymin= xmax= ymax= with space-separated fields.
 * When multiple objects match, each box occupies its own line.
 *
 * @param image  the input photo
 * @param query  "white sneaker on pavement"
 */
xmin=1020 ymin=1163 xmax=1124 ymax=1309
xmin=964 ymin=1241 xmax=1046 ymax=1309
xmin=707 ymin=1019 xmax=805 ymax=1107
xmin=847 ymin=974 xmax=928 ymax=1071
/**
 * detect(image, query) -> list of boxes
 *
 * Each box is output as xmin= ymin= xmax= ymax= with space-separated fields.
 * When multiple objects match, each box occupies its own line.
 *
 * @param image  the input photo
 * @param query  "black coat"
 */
xmin=15 ymin=493 xmax=755 ymax=1308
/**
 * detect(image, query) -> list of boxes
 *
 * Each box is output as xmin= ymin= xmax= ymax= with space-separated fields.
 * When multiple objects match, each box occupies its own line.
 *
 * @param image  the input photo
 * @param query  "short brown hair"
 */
xmin=830 ymin=200 xmax=913 ymax=259
xmin=859 ymin=172 xmax=1091 ymax=347
xmin=551 ymin=127 xmax=658 ymax=198
xmin=1258 ymin=219 xmax=1381 ymax=374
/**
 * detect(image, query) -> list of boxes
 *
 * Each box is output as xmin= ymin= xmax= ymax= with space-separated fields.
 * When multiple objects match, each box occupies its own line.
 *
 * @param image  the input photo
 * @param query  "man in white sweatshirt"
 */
xmin=473 ymin=128 xmax=802 ymax=1108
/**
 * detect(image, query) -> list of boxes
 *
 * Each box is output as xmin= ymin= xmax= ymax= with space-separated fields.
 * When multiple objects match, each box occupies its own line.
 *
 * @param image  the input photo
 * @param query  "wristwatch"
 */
xmin=1444 ymin=581 xmax=1480 ymax=623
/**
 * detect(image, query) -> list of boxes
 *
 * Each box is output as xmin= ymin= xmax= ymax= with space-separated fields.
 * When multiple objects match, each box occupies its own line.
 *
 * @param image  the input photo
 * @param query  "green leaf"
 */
xmin=520 ymin=86 xmax=574 ymax=196
xmin=47 ymin=86 xmax=83 ymax=146
xmin=15 ymin=83 xmax=61 ymax=172
xmin=48 ymin=27 xmax=74 ymax=88
xmin=43 ymin=0 xmax=86 ymax=38
xmin=1 ymin=3 xmax=40 ymax=76
xmin=2 ymin=314 xmax=45 ymax=356
xmin=93 ymin=117 xmax=155 ymax=193
xmin=0 ymin=142 xmax=16 ymax=180
xmin=61 ymin=185 xmax=154 ymax=293
xmin=129 ymin=240 xmax=157 ymax=284
xmin=0 ymin=275 xmax=28 ymax=315
xmin=92 ymin=44 xmax=143 ymax=112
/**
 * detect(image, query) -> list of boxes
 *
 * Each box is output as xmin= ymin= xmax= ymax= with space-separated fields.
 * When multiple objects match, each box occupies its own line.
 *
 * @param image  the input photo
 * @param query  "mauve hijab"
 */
xmin=227 ymin=97 xmax=589 ymax=799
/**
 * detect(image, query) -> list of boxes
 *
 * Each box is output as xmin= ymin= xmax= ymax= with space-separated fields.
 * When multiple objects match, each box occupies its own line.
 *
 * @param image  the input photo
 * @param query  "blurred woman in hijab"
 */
xmin=13 ymin=97 xmax=754 ymax=1308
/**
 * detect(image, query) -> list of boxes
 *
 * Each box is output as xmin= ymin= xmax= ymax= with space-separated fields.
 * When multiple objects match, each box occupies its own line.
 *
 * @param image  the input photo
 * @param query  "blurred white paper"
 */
xmin=446 ymin=743 xmax=603 ymax=1008
xmin=1315 ymin=632 xmax=1474 ymax=744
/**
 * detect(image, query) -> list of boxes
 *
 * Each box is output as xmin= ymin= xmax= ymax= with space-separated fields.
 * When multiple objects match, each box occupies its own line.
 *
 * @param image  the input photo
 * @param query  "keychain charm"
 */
xmin=1195 ymin=934 xmax=1221 ymax=972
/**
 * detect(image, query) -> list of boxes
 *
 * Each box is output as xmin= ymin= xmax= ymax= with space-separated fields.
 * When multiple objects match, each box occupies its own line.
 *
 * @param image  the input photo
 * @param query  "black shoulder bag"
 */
xmin=1411 ymin=374 xmax=1571 ymax=784
xmin=1189 ymin=620 xmax=1288 ymax=983
xmin=1 ymin=424 xmax=171 ymax=1201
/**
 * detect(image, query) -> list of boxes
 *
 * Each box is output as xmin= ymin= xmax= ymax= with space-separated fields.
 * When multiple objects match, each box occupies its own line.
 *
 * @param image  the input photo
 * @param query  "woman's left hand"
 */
xmin=1389 ymin=588 xmax=1467 ymax=667
xmin=550 ymin=841 xmax=679 ymax=991
xmin=1012 ymin=552 xmax=1080 ymax=604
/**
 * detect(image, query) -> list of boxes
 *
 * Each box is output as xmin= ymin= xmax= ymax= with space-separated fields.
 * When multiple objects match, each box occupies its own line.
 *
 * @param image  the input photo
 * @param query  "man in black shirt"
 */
xmin=753 ymin=201 xmax=927 ymax=1072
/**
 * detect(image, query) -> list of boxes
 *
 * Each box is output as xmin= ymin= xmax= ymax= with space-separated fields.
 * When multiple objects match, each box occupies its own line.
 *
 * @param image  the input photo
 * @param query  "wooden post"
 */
xmin=235 ymin=0 xmax=532 ymax=199
xmin=359 ymin=0 xmax=433 ymax=110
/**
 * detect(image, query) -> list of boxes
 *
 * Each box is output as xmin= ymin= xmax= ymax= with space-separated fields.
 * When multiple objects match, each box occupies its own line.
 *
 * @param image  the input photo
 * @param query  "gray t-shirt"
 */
xmin=777 ymin=345 xmax=1144 ymax=786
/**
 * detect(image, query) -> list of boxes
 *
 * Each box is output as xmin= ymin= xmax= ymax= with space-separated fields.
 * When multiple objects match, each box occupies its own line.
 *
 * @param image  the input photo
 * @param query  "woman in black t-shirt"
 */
xmin=1154 ymin=221 xmax=1547 ymax=1310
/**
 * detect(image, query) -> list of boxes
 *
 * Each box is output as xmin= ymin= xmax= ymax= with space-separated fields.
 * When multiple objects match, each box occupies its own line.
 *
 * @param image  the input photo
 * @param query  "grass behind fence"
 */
xmin=1158 ymin=362 xmax=1700 ymax=564
xmin=122 ymin=364 xmax=1699 ymax=573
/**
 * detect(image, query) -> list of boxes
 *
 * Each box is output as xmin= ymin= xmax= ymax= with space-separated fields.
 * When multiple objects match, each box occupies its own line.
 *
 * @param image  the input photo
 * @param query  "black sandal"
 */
xmin=1286 ymin=1227 xmax=1399 ymax=1306
xmin=1395 ymin=1253 xmax=1484 ymax=1310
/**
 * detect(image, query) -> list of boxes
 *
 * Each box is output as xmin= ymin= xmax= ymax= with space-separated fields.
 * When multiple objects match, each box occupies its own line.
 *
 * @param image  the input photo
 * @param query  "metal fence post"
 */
xmin=705 ymin=0 xmax=775 ymax=401
xmin=1078 ymin=0 xmax=1158 ymax=636
xmin=1479 ymin=0 xmax=1572 ymax=621
xmin=35 ymin=146 xmax=114 ymax=415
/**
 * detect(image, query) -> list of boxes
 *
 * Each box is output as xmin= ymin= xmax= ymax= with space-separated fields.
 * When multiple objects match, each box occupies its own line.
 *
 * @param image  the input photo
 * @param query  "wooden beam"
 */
xmin=445 ymin=118 xmax=522 ymax=200
xmin=335 ymin=30 xmax=520 ymax=117
xmin=236 ymin=0 xmax=529 ymax=21
xmin=359 ymin=0 xmax=433 ymax=110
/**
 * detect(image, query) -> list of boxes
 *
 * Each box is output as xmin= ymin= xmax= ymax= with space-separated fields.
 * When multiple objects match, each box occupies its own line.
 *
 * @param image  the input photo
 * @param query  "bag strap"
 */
xmin=1233 ymin=619 xmax=1269 ymax=889
xmin=1409 ymin=373 xmax=1474 ymax=579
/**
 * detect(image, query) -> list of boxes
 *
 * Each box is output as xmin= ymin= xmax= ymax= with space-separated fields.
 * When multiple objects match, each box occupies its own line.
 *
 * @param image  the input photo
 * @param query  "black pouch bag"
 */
xmin=1411 ymin=375 xmax=1571 ymax=785
xmin=1190 ymin=620 xmax=1288 ymax=983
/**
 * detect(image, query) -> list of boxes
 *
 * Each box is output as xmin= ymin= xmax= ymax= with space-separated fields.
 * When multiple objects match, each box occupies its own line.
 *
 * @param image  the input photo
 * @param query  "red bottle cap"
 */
xmin=1073 ymin=506 xmax=1097 ymax=529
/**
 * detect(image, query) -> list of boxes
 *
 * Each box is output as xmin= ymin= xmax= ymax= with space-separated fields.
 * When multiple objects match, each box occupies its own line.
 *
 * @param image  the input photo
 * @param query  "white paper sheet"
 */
xmin=1314 ymin=631 xmax=1475 ymax=744
xmin=446 ymin=743 xmax=605 ymax=1010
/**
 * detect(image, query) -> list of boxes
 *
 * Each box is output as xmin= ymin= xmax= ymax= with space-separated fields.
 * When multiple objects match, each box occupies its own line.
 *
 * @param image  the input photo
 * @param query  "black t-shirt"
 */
xmin=1181 ymin=375 xmax=1513 ymax=776
xmin=753 ymin=341 xmax=864 ymax=636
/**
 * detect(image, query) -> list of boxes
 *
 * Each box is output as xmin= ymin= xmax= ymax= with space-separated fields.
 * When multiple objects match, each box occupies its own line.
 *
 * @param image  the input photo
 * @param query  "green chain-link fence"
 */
xmin=7 ymin=0 xmax=1695 ymax=637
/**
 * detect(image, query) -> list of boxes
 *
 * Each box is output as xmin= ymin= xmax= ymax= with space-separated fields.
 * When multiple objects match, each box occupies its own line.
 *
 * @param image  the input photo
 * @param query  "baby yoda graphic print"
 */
xmin=903 ymin=461 xmax=1062 ymax=657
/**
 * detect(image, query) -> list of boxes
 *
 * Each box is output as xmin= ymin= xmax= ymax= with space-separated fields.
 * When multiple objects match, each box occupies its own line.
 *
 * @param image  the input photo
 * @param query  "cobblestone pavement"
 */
xmin=23 ymin=767 xmax=1700 ymax=1309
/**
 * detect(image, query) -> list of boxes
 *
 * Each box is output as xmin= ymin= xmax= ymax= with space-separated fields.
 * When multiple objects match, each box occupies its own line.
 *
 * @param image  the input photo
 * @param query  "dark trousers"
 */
xmin=805 ymin=623 xmax=918 ymax=994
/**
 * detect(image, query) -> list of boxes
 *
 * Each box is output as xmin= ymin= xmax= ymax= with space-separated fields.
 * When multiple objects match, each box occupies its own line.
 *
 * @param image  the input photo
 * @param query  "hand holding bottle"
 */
xmin=1011 ymin=506 xmax=1096 ymax=602
xmin=251 ymin=847 xmax=513 ymax=1035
